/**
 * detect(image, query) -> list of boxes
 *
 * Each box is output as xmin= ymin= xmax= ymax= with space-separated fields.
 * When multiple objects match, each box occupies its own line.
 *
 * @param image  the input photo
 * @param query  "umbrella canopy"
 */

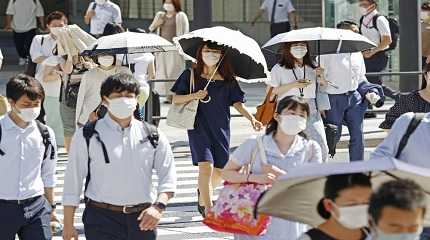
xmin=257 ymin=157 xmax=430 ymax=227
xmin=51 ymin=24 xmax=97 ymax=56
xmin=82 ymin=32 xmax=176 ymax=56
xmin=263 ymin=27 xmax=376 ymax=56
xmin=173 ymin=26 xmax=269 ymax=83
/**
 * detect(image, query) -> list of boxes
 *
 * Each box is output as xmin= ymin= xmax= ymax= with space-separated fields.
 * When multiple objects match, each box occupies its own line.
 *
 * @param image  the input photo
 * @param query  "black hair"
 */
xmin=100 ymin=73 xmax=140 ymax=98
xmin=6 ymin=74 xmax=45 ymax=102
xmin=265 ymin=96 xmax=310 ymax=138
xmin=317 ymin=173 xmax=372 ymax=219
xmin=46 ymin=11 xmax=66 ymax=25
xmin=422 ymin=63 xmax=430 ymax=90
xmin=102 ymin=23 xmax=125 ymax=37
xmin=336 ymin=21 xmax=358 ymax=30
xmin=369 ymin=179 xmax=427 ymax=224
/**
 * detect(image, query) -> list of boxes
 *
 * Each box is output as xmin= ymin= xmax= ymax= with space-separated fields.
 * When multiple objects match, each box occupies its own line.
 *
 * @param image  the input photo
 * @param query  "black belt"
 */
xmin=0 ymin=195 xmax=41 ymax=205
xmin=86 ymin=199 xmax=152 ymax=214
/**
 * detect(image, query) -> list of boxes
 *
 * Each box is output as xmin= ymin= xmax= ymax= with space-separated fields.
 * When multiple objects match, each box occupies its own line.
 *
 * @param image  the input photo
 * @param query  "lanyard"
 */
xmin=291 ymin=65 xmax=306 ymax=97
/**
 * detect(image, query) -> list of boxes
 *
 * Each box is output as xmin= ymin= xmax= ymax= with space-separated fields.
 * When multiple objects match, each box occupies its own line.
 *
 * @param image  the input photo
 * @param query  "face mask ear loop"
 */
xmin=200 ymin=50 xmax=227 ymax=103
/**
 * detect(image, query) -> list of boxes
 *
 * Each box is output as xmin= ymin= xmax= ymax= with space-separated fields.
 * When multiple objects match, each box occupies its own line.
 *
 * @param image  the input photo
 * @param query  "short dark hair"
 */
xmin=100 ymin=73 xmax=140 ymax=98
xmin=6 ymin=74 xmax=45 ymax=102
xmin=163 ymin=0 xmax=182 ymax=12
xmin=102 ymin=23 xmax=125 ymax=37
xmin=46 ymin=11 xmax=66 ymax=25
xmin=336 ymin=21 xmax=358 ymax=30
xmin=317 ymin=173 xmax=372 ymax=219
xmin=369 ymin=179 xmax=427 ymax=224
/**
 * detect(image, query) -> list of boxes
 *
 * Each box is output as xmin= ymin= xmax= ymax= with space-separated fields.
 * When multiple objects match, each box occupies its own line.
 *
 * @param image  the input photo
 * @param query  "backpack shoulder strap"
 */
xmin=359 ymin=16 xmax=364 ymax=33
xmin=36 ymin=120 xmax=55 ymax=160
xmin=142 ymin=121 xmax=159 ymax=149
xmin=0 ymin=123 xmax=4 ymax=156
xmin=82 ymin=120 xmax=101 ymax=195
xmin=372 ymin=14 xmax=381 ymax=31
xmin=395 ymin=113 xmax=425 ymax=158
xmin=92 ymin=2 xmax=97 ymax=10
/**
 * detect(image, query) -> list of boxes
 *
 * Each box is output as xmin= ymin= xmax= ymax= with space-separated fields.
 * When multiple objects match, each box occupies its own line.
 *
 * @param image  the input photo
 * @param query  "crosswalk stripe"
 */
xmin=52 ymin=150 xmax=232 ymax=239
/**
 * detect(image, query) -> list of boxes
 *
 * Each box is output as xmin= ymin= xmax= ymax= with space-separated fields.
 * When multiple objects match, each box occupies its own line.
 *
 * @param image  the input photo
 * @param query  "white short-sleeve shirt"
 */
xmin=87 ymin=1 xmax=122 ymax=35
xmin=266 ymin=63 xmax=317 ymax=100
xmin=261 ymin=0 xmax=295 ymax=23
xmin=360 ymin=10 xmax=391 ymax=49
xmin=6 ymin=0 xmax=44 ymax=33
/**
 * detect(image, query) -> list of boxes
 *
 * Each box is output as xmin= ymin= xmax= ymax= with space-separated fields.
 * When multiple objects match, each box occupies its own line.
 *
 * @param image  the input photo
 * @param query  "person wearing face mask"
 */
xmin=222 ymin=96 xmax=322 ymax=240
xmin=299 ymin=173 xmax=373 ymax=240
xmin=0 ymin=74 xmax=58 ymax=239
xmin=379 ymin=63 xmax=430 ymax=130
xmin=84 ymin=0 xmax=122 ymax=38
xmin=62 ymin=73 xmax=176 ymax=240
xmin=266 ymin=41 xmax=330 ymax=162
xmin=75 ymin=53 xmax=131 ymax=126
xmin=367 ymin=180 xmax=427 ymax=240
xmin=171 ymin=41 xmax=262 ymax=217
xmin=149 ymin=0 xmax=189 ymax=104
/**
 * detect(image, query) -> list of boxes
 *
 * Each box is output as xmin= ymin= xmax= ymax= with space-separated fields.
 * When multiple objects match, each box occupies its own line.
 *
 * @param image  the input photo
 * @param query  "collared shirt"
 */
xmin=371 ymin=112 xmax=430 ymax=168
xmin=62 ymin=115 xmax=176 ymax=207
xmin=29 ymin=34 xmax=61 ymax=97
xmin=261 ymin=0 xmax=295 ymax=23
xmin=6 ymin=0 xmax=44 ymax=33
xmin=0 ymin=114 xmax=57 ymax=200
xmin=231 ymin=134 xmax=322 ymax=240
xmin=320 ymin=52 xmax=367 ymax=94
xmin=87 ymin=1 xmax=122 ymax=35
xmin=266 ymin=63 xmax=317 ymax=100
xmin=360 ymin=10 xmax=391 ymax=49
xmin=75 ymin=66 xmax=131 ymax=125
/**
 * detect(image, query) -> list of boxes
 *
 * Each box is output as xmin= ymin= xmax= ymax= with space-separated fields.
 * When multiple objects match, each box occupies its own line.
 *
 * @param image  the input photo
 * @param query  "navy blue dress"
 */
xmin=171 ymin=69 xmax=245 ymax=168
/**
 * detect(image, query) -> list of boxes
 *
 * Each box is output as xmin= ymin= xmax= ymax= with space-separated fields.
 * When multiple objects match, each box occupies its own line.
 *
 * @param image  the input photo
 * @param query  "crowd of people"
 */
xmin=0 ymin=0 xmax=430 ymax=240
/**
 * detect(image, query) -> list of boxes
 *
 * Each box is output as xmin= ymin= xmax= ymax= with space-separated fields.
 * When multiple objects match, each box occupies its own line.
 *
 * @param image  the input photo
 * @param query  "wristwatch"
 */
xmin=51 ymin=203 xmax=58 ymax=210
xmin=152 ymin=202 xmax=167 ymax=211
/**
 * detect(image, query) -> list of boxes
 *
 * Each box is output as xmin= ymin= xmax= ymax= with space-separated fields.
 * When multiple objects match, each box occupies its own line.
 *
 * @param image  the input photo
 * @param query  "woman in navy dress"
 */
xmin=171 ymin=41 xmax=262 ymax=216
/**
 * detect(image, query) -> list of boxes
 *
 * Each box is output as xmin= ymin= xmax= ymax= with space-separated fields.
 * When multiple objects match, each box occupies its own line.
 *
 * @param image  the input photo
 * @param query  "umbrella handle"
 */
xmin=200 ymin=96 xmax=211 ymax=103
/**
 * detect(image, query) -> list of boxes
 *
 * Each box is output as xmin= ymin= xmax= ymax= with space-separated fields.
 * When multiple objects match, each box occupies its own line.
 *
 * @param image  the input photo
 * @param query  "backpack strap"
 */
xmin=36 ymin=120 xmax=55 ymax=160
xmin=395 ymin=113 xmax=425 ymax=159
xmin=142 ymin=121 xmax=159 ymax=149
xmin=359 ymin=16 xmax=364 ymax=33
xmin=0 ymin=124 xmax=4 ymax=156
xmin=372 ymin=14 xmax=381 ymax=31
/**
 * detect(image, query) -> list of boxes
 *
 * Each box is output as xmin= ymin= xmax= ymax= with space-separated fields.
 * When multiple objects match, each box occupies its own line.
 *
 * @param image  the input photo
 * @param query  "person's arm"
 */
xmin=84 ymin=3 xmax=96 ymax=25
xmin=288 ymin=11 xmax=298 ymax=29
xmin=113 ymin=5 xmax=122 ymax=25
xmin=60 ymin=55 xmax=74 ymax=75
xmin=308 ymin=140 xmax=323 ymax=163
xmin=62 ymin=130 xmax=88 ymax=240
xmin=138 ymin=132 xmax=175 ymax=231
xmin=364 ymin=17 xmax=392 ymax=58
xmin=147 ymin=60 xmax=155 ymax=80
xmin=4 ymin=0 xmax=14 ymax=31
xmin=40 ymin=128 xmax=58 ymax=220
xmin=30 ymin=36 xmax=47 ymax=63
xmin=274 ymin=81 xmax=310 ymax=96
xmin=251 ymin=9 xmax=265 ymax=26
xmin=233 ymin=102 xmax=262 ymax=131
xmin=148 ymin=12 xmax=164 ymax=33
xmin=35 ymin=0 xmax=45 ymax=30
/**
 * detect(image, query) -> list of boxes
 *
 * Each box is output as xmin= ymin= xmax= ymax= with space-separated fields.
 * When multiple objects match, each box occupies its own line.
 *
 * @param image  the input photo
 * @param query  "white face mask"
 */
xmin=202 ymin=52 xmax=222 ymax=67
xmin=374 ymin=228 xmax=422 ymax=240
xmin=334 ymin=204 xmax=369 ymax=229
xmin=279 ymin=115 xmax=307 ymax=135
xmin=290 ymin=46 xmax=308 ymax=59
xmin=163 ymin=3 xmax=175 ymax=12
xmin=98 ymin=56 xmax=115 ymax=67
xmin=95 ymin=0 xmax=107 ymax=5
xmin=14 ymin=106 xmax=41 ymax=123
xmin=107 ymin=97 xmax=137 ymax=119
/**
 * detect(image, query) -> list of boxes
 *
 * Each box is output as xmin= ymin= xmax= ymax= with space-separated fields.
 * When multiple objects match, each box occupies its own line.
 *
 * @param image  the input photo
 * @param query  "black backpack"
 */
xmin=0 ymin=120 xmax=55 ymax=160
xmin=82 ymin=119 xmax=159 ymax=194
xmin=359 ymin=14 xmax=399 ymax=51
xmin=395 ymin=113 xmax=426 ymax=159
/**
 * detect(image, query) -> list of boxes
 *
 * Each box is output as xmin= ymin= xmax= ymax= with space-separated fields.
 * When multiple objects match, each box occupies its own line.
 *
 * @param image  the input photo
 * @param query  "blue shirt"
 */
xmin=371 ymin=112 xmax=430 ymax=168
xmin=0 ymin=114 xmax=57 ymax=200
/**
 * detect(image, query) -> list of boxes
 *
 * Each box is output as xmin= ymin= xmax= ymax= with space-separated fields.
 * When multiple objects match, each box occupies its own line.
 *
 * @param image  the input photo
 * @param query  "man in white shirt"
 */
xmin=30 ymin=11 xmax=67 ymax=147
xmin=359 ymin=0 xmax=398 ymax=107
xmin=84 ymin=0 xmax=122 ymax=37
xmin=62 ymin=73 xmax=176 ymax=240
xmin=251 ymin=0 xmax=298 ymax=37
xmin=0 ymin=74 xmax=57 ymax=240
xmin=321 ymin=21 xmax=384 ymax=161
xmin=4 ymin=0 xmax=45 ymax=66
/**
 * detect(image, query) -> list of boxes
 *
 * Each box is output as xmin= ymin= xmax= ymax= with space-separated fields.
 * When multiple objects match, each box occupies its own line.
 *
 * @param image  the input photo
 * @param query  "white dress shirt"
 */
xmin=87 ymin=0 xmax=122 ymax=35
xmin=75 ymin=66 xmax=131 ymax=125
xmin=6 ymin=0 xmax=44 ymax=33
xmin=360 ymin=10 xmax=391 ymax=49
xmin=261 ymin=0 xmax=295 ymax=23
xmin=62 ymin=115 xmax=176 ymax=206
xmin=319 ymin=52 xmax=367 ymax=94
xmin=0 ymin=114 xmax=57 ymax=200
xmin=30 ymin=34 xmax=62 ymax=97
xmin=266 ymin=63 xmax=317 ymax=100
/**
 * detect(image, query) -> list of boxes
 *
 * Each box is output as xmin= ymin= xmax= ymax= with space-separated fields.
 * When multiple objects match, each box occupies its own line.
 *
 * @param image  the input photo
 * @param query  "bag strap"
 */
xmin=142 ymin=121 xmax=159 ymax=149
xmin=189 ymin=69 xmax=195 ymax=94
xmin=0 ymin=124 xmax=4 ymax=156
xmin=36 ymin=120 xmax=55 ymax=160
xmin=83 ymin=120 xmax=97 ymax=195
xmin=395 ymin=113 xmax=425 ymax=159
xmin=372 ymin=14 xmax=381 ymax=31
